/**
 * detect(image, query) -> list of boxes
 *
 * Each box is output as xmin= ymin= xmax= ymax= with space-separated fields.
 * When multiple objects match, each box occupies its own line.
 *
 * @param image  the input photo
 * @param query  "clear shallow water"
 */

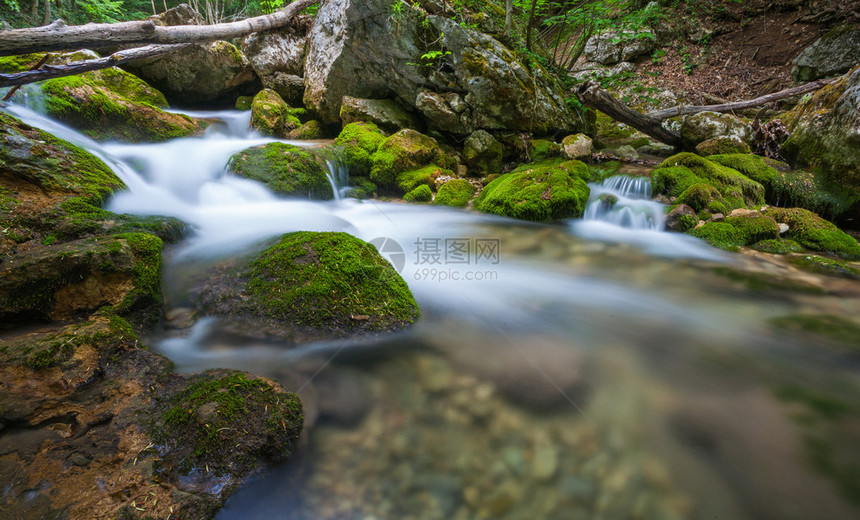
xmin=4 ymin=103 xmax=860 ymax=520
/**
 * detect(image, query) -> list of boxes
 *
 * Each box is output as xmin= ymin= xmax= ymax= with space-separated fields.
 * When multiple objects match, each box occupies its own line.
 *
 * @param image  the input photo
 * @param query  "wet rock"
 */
xmin=340 ymin=96 xmax=421 ymax=132
xmin=250 ymin=88 xmax=301 ymax=137
xmin=314 ymin=368 xmax=373 ymax=426
xmin=665 ymin=204 xmax=697 ymax=232
xmin=369 ymin=128 xmax=450 ymax=191
xmin=584 ymin=30 xmax=655 ymax=65
xmin=463 ymin=130 xmax=504 ymax=175
xmin=791 ymin=28 xmax=860 ymax=82
xmin=303 ymin=0 xmax=588 ymax=134
xmin=695 ymin=135 xmax=751 ymax=156
xmin=532 ymin=436 xmax=559 ymax=481
xmin=562 ymin=133 xmax=593 ymax=160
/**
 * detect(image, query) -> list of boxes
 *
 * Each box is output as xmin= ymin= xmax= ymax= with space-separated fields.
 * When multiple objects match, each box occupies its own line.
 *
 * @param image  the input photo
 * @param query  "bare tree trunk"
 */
xmin=42 ymin=0 xmax=50 ymax=27
xmin=30 ymin=0 xmax=38 ymax=17
xmin=504 ymin=0 xmax=513 ymax=36
xmin=525 ymin=0 xmax=537 ymax=51
xmin=0 ymin=0 xmax=318 ymax=56
xmin=0 ymin=44 xmax=192 ymax=88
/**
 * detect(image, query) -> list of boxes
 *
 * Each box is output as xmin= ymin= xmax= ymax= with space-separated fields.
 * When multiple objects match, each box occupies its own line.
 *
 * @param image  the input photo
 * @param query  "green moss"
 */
xmin=769 ymin=314 xmax=860 ymax=351
xmin=475 ymin=160 xmax=591 ymax=222
xmin=335 ymin=122 xmax=387 ymax=177
xmin=789 ymin=255 xmax=860 ymax=278
xmin=629 ymin=137 xmax=650 ymax=149
xmin=762 ymin=207 xmax=860 ymax=258
xmin=529 ymin=140 xmax=561 ymax=162
xmin=346 ymin=177 xmax=377 ymax=200
xmin=677 ymin=183 xmax=723 ymax=213
xmin=752 ymin=239 xmax=804 ymax=254
xmin=289 ymin=120 xmax=322 ymax=139
xmin=235 ymin=96 xmax=254 ymax=111
xmin=434 ymin=179 xmax=476 ymax=207
xmin=691 ymin=214 xmax=779 ymax=250
xmin=110 ymin=232 xmax=163 ymax=326
xmin=651 ymin=153 xmax=765 ymax=211
xmin=369 ymin=129 xmax=448 ymax=190
xmin=711 ymin=266 xmax=824 ymax=294
xmin=397 ymin=165 xmax=448 ymax=193
xmin=246 ymin=232 xmax=420 ymax=330
xmin=588 ymin=161 xmax=622 ymax=183
xmin=403 ymin=184 xmax=433 ymax=202
xmin=41 ymin=72 xmax=197 ymax=143
xmin=227 ymin=143 xmax=333 ymax=200
xmin=154 ymin=371 xmax=303 ymax=475
xmin=0 ymin=53 xmax=45 ymax=73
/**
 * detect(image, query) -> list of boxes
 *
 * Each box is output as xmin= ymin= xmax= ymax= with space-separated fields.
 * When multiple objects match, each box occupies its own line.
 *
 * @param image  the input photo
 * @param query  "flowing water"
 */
xmin=4 ymin=103 xmax=860 ymax=520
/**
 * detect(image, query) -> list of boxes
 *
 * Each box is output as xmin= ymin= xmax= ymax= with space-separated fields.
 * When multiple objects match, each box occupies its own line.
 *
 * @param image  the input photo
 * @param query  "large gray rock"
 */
xmin=243 ymin=16 xmax=312 ymax=104
xmin=304 ymin=0 xmax=587 ymax=135
xmin=463 ymin=130 xmax=503 ymax=175
xmin=584 ymin=30 xmax=655 ymax=65
xmin=340 ymin=96 xmax=421 ymax=132
xmin=791 ymin=28 xmax=860 ymax=82
xmin=782 ymin=65 xmax=860 ymax=197
xmin=680 ymin=111 xmax=750 ymax=149
xmin=123 ymin=6 xmax=258 ymax=105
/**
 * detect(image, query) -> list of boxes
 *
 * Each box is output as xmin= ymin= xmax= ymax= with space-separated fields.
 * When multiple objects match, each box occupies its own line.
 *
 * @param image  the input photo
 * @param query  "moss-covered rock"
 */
xmin=198 ymin=232 xmax=420 ymax=341
xmin=690 ymin=213 xmax=780 ymax=250
xmin=250 ymin=88 xmax=300 ymax=137
xmin=680 ymin=111 xmax=750 ymax=149
xmin=475 ymin=160 xmax=591 ymax=221
xmin=397 ymin=164 xmax=450 ymax=193
xmin=788 ymin=255 xmax=860 ymax=279
xmin=335 ymin=121 xmax=387 ymax=176
xmin=434 ymin=179 xmax=476 ymax=207
xmin=403 ymin=184 xmax=432 ymax=202
xmin=708 ymin=153 xmax=859 ymax=221
xmin=346 ymin=176 xmax=378 ymax=200
xmin=370 ymin=129 xmax=449 ymax=190
xmin=41 ymin=68 xmax=200 ymax=143
xmin=227 ymin=143 xmax=333 ymax=200
xmin=530 ymin=139 xmax=562 ymax=162
xmin=562 ymin=133 xmax=594 ymax=160
xmin=762 ymin=207 xmax=860 ymax=258
xmin=152 ymin=370 xmax=303 ymax=476
xmin=751 ymin=239 xmax=804 ymax=255
xmin=235 ymin=95 xmax=254 ymax=110
xmin=651 ymin=153 xmax=765 ymax=212
xmin=339 ymin=95 xmax=420 ymax=132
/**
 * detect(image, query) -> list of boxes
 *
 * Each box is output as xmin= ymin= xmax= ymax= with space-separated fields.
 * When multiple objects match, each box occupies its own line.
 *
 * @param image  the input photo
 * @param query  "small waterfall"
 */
xmin=584 ymin=175 xmax=665 ymax=231
xmin=324 ymin=158 xmax=351 ymax=201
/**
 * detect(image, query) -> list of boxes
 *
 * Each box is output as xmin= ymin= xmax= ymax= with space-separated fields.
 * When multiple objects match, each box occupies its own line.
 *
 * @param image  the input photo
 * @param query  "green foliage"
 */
xmin=403 ymin=184 xmax=432 ymax=202
xmin=79 ymin=0 xmax=125 ymax=22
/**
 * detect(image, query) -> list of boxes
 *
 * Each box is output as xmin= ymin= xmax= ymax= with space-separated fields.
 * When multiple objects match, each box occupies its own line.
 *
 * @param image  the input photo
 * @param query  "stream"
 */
xmin=5 ymin=103 xmax=860 ymax=520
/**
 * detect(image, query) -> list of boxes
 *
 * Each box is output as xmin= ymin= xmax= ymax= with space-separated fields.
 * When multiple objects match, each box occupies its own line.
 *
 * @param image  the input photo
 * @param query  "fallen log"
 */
xmin=0 ymin=44 xmax=191 ymax=88
xmin=574 ymin=81 xmax=683 ymax=148
xmin=648 ymin=78 xmax=836 ymax=120
xmin=0 ymin=0 xmax=318 ymax=56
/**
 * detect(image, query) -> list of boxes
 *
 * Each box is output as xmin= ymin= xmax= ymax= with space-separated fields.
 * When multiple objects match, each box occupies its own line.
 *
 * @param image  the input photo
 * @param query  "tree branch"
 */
xmin=574 ymin=81 xmax=683 ymax=148
xmin=647 ymin=78 xmax=836 ymax=120
xmin=0 ymin=0 xmax=318 ymax=56
xmin=0 ymin=44 xmax=192 ymax=88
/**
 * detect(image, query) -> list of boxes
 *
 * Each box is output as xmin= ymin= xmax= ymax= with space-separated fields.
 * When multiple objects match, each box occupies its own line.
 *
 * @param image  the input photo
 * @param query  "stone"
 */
xmin=123 ymin=6 xmax=258 ymax=105
xmin=250 ymin=88 xmax=300 ymax=137
xmin=608 ymin=144 xmax=639 ymax=159
xmin=340 ymin=96 xmax=421 ymax=132
xmin=415 ymin=90 xmax=469 ymax=133
xmin=267 ymin=72 xmax=306 ymax=105
xmin=463 ymin=130 xmax=504 ymax=175
xmin=695 ymin=135 xmax=751 ymax=156
xmin=680 ymin=111 xmax=751 ymax=149
xmin=791 ymin=28 xmax=860 ymax=82
xmin=562 ymin=133 xmax=593 ymax=160
xmin=244 ymin=16 xmax=313 ymax=105
xmin=303 ymin=0 xmax=588 ymax=134
xmin=665 ymin=204 xmax=697 ymax=232
xmin=778 ymin=223 xmax=790 ymax=235
xmin=226 ymin=143 xmax=333 ymax=199
xmin=584 ymin=30 xmax=655 ymax=65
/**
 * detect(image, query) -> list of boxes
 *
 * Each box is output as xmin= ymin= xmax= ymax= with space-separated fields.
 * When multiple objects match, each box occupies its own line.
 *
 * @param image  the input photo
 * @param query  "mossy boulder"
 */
xmin=369 ymin=129 xmax=449 ymax=190
xmin=695 ymin=136 xmax=751 ymax=156
xmin=463 ymin=130 xmax=504 ymax=175
xmin=651 ymin=153 xmax=765 ymax=212
xmin=235 ymin=95 xmax=254 ymax=110
xmin=335 ymin=121 xmax=387 ymax=176
xmin=530 ymin=139 xmax=562 ymax=162
xmin=562 ymin=133 xmax=593 ymax=160
xmin=346 ymin=176 xmax=378 ymax=200
xmin=287 ymin=119 xmax=323 ymax=139
xmin=475 ymin=160 xmax=591 ymax=221
xmin=198 ymin=232 xmax=420 ymax=341
xmin=41 ymin=68 xmax=200 ymax=142
xmin=434 ymin=179 xmax=476 ymax=207
xmin=762 ymin=207 xmax=860 ymax=258
xmin=152 ymin=370 xmax=303 ymax=476
xmin=708 ymin=153 xmax=859 ymax=221
xmin=397 ymin=164 xmax=451 ymax=193
xmin=690 ymin=213 xmax=780 ymax=250
xmin=226 ymin=143 xmax=333 ymax=200
xmin=339 ymin=95 xmax=420 ymax=132
xmin=403 ymin=184 xmax=432 ymax=202
xmin=250 ymin=88 xmax=300 ymax=137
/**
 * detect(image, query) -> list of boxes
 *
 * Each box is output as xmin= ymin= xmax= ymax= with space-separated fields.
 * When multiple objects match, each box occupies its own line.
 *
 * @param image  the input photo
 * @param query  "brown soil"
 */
xmin=637 ymin=0 xmax=860 ymax=104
